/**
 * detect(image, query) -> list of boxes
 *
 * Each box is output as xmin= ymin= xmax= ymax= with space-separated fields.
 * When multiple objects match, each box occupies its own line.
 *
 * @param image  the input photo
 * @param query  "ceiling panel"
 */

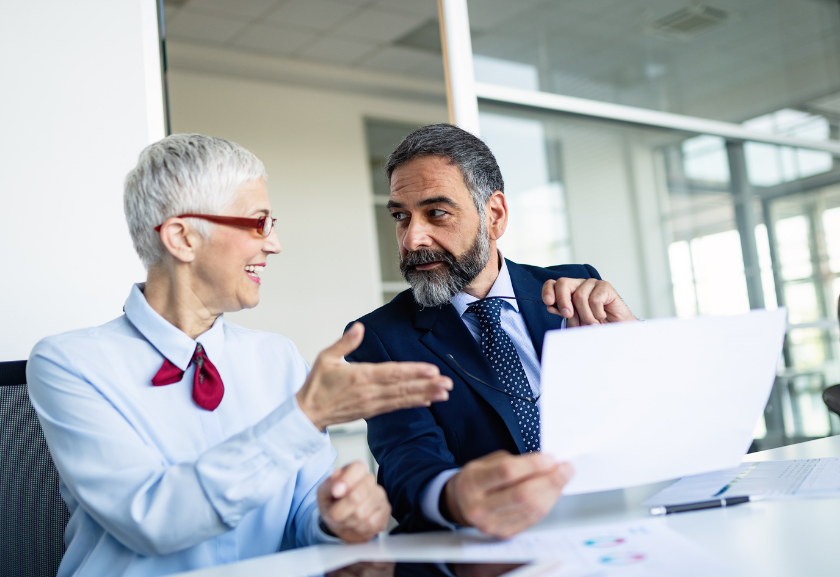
xmin=265 ymin=0 xmax=361 ymax=32
xmin=231 ymin=23 xmax=318 ymax=57
xmin=164 ymin=0 xmax=444 ymax=78
xmin=375 ymin=0 xmax=439 ymax=18
xmin=165 ymin=9 xmax=251 ymax=44
xmin=358 ymin=45 xmax=438 ymax=74
xmin=333 ymin=7 xmax=425 ymax=43
xmin=809 ymin=92 xmax=840 ymax=117
xmin=185 ymin=0 xmax=284 ymax=18
xmin=299 ymin=36 xmax=379 ymax=65
xmin=465 ymin=0 xmax=840 ymax=123
xmin=163 ymin=5 xmax=182 ymax=24
xmin=466 ymin=0 xmax=544 ymax=31
xmin=164 ymin=0 xmax=840 ymax=108
xmin=411 ymin=56 xmax=446 ymax=81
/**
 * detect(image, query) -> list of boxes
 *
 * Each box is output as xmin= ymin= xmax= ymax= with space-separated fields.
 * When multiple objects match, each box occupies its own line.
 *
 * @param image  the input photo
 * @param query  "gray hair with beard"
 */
xmin=387 ymin=124 xmax=503 ymax=307
xmin=399 ymin=215 xmax=492 ymax=308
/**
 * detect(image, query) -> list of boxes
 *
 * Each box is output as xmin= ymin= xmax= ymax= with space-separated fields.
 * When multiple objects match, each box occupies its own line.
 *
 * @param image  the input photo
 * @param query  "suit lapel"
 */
xmin=507 ymin=260 xmax=565 ymax=362
xmin=415 ymin=303 xmax=527 ymax=454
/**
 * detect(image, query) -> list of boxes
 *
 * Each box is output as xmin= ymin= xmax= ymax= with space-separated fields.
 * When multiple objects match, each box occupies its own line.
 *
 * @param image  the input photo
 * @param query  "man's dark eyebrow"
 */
xmin=386 ymin=196 xmax=459 ymax=210
xmin=419 ymin=196 xmax=458 ymax=208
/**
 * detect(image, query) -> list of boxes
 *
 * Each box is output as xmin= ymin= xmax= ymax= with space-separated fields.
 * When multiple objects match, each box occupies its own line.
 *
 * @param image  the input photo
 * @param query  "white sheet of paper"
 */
xmin=540 ymin=309 xmax=787 ymax=495
xmin=459 ymin=519 xmax=735 ymax=576
xmin=642 ymin=458 xmax=840 ymax=505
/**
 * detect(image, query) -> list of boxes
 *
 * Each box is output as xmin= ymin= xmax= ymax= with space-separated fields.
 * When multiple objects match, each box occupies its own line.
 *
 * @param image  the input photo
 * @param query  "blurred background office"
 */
xmin=4 ymin=0 xmax=840 ymax=468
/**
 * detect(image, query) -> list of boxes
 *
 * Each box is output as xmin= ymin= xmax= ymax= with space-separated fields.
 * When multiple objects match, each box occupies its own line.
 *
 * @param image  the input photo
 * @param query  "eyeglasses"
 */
xmin=154 ymin=214 xmax=277 ymax=237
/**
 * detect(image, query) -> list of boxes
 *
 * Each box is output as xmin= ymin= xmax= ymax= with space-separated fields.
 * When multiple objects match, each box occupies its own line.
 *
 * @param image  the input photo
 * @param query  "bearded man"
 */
xmin=346 ymin=124 xmax=637 ymax=537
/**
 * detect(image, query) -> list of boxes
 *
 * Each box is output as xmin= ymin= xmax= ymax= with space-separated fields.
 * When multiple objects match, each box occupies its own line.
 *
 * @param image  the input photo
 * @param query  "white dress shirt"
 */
xmin=27 ymin=284 xmax=338 ymax=577
xmin=420 ymin=258 xmax=542 ymax=529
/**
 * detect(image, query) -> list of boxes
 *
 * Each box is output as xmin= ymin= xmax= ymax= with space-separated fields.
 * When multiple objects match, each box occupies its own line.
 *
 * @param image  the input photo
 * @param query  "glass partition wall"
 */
xmin=661 ymin=132 xmax=840 ymax=446
xmin=434 ymin=0 xmax=840 ymax=449
xmin=365 ymin=119 xmax=420 ymax=304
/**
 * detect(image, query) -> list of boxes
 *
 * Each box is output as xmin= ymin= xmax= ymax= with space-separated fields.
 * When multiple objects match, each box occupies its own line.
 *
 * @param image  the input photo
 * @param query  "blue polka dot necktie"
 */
xmin=466 ymin=299 xmax=540 ymax=452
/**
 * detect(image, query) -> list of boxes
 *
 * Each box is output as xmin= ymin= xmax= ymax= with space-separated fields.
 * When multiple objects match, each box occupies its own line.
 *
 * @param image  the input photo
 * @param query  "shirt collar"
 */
xmin=124 ymin=283 xmax=226 ymax=370
xmin=451 ymin=254 xmax=518 ymax=318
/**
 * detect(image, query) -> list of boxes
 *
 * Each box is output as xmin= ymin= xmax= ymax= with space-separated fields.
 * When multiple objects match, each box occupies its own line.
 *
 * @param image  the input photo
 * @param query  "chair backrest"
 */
xmin=823 ymin=385 xmax=840 ymax=416
xmin=0 ymin=360 xmax=69 ymax=577
xmin=828 ymin=296 xmax=840 ymax=417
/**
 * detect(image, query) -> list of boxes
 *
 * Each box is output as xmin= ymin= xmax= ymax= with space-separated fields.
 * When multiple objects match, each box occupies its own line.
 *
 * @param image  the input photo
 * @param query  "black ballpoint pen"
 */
xmin=649 ymin=496 xmax=763 ymax=516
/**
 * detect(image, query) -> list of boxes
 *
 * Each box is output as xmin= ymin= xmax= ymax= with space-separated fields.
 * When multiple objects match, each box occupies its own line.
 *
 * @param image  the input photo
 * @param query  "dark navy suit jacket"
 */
xmin=345 ymin=259 xmax=601 ymax=533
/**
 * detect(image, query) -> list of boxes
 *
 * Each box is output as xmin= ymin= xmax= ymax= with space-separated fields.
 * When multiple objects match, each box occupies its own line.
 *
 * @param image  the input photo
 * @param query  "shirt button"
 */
xmin=295 ymin=452 xmax=304 ymax=460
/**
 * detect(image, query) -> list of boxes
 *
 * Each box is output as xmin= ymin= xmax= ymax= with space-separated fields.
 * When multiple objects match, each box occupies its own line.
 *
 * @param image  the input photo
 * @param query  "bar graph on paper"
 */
xmin=458 ymin=519 xmax=734 ymax=576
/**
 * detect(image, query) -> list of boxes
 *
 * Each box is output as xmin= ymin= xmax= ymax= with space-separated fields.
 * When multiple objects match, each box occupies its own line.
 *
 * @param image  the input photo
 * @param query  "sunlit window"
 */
xmin=743 ymin=110 xmax=833 ymax=187
xmin=785 ymin=283 xmax=821 ymax=325
xmin=667 ymin=230 xmax=751 ymax=316
xmin=668 ymin=241 xmax=697 ymax=318
xmin=823 ymin=207 xmax=840 ymax=274
xmin=775 ymin=215 xmax=813 ymax=281
xmin=681 ymin=135 xmax=730 ymax=183
xmin=755 ymin=224 xmax=778 ymax=310
xmin=669 ymin=225 xmax=778 ymax=319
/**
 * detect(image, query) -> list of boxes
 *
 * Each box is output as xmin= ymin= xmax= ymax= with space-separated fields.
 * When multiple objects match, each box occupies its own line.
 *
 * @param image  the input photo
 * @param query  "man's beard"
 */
xmin=399 ymin=221 xmax=491 ymax=308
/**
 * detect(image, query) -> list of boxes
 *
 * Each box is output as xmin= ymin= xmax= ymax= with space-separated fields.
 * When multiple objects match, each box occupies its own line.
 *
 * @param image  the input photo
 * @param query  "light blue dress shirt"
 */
xmin=420 ymin=258 xmax=542 ymax=528
xmin=27 ymin=284 xmax=339 ymax=577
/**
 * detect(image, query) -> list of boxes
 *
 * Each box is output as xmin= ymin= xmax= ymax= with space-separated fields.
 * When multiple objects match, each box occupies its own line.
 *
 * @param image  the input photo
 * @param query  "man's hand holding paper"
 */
xmin=443 ymin=451 xmax=573 ymax=539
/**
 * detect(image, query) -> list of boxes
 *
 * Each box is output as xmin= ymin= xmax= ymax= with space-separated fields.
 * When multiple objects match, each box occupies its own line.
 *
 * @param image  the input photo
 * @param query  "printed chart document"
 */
xmin=642 ymin=458 xmax=840 ymax=506
xmin=459 ymin=519 xmax=734 ymax=577
xmin=540 ymin=309 xmax=787 ymax=495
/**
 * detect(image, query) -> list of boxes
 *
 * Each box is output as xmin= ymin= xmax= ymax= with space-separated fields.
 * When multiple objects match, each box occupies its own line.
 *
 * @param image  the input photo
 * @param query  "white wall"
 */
xmin=560 ymin=121 xmax=674 ymax=321
xmin=0 ymin=1 xmax=165 ymax=361
xmin=167 ymin=68 xmax=447 ymax=363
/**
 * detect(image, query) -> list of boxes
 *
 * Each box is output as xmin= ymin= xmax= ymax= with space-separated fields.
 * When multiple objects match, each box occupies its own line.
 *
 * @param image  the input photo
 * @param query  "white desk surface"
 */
xmin=181 ymin=436 xmax=840 ymax=577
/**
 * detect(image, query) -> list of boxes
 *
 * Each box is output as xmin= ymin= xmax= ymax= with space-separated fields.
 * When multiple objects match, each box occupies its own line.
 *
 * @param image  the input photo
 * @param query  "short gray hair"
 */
xmin=385 ymin=124 xmax=504 ymax=216
xmin=124 ymin=134 xmax=266 ymax=268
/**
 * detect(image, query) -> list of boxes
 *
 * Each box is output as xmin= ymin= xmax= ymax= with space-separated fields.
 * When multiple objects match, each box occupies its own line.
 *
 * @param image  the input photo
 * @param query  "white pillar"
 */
xmin=0 ymin=0 xmax=166 ymax=361
xmin=438 ymin=0 xmax=481 ymax=136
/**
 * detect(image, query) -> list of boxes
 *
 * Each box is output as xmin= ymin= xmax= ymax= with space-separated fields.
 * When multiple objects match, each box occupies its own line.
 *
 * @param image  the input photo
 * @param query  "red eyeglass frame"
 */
xmin=154 ymin=214 xmax=276 ymax=237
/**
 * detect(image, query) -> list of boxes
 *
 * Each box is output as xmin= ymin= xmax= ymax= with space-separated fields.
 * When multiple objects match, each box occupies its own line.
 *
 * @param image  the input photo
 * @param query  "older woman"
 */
xmin=26 ymin=134 xmax=452 ymax=577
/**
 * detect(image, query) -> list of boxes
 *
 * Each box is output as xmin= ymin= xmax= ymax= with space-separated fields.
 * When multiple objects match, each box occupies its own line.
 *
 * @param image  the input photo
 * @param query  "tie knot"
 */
xmin=192 ymin=343 xmax=207 ymax=363
xmin=466 ymin=298 xmax=504 ymax=326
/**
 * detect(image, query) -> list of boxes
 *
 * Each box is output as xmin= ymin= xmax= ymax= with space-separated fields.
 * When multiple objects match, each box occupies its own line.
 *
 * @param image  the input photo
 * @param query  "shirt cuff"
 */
xmin=420 ymin=468 xmax=461 ymax=530
xmin=253 ymin=396 xmax=330 ymax=469
xmin=312 ymin=509 xmax=343 ymax=544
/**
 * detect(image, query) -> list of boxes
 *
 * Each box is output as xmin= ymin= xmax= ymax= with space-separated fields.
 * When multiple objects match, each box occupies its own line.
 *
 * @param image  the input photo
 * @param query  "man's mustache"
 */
xmin=400 ymin=248 xmax=457 ymax=270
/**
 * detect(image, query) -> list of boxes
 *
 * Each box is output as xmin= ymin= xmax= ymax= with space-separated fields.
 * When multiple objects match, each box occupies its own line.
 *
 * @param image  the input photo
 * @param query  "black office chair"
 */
xmin=823 ymin=298 xmax=840 ymax=415
xmin=824 ymin=385 xmax=840 ymax=417
xmin=825 ymin=296 xmax=840 ymax=418
xmin=0 ymin=360 xmax=69 ymax=577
